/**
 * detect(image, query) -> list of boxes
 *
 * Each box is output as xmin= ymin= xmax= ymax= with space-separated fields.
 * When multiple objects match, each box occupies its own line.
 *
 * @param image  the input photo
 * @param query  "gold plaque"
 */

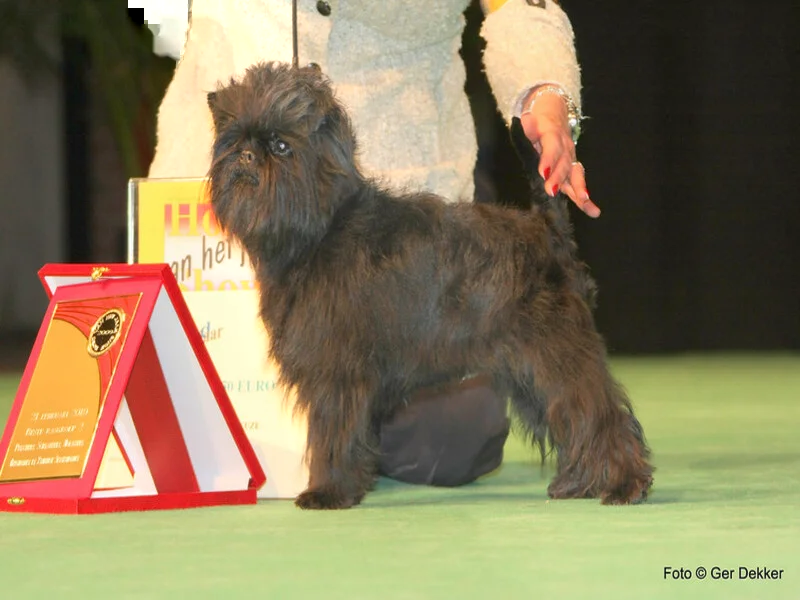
xmin=0 ymin=319 xmax=101 ymax=481
xmin=0 ymin=295 xmax=140 ymax=483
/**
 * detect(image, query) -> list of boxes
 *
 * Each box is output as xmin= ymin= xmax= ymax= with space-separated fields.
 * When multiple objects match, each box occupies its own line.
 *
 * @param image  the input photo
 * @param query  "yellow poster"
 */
xmin=128 ymin=178 xmax=309 ymax=499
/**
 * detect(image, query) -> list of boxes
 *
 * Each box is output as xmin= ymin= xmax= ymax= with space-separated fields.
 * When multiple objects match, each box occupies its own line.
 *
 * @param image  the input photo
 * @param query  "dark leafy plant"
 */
xmin=0 ymin=0 xmax=176 ymax=177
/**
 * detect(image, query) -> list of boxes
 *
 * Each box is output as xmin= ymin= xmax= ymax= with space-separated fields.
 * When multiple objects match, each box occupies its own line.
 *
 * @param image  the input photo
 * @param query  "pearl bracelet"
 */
xmin=522 ymin=84 xmax=583 ymax=144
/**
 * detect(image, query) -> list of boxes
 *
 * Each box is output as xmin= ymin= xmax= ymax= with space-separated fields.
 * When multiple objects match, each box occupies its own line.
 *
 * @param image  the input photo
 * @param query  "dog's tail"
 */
xmin=509 ymin=116 xmax=571 ymax=228
xmin=510 ymin=118 xmax=597 ymax=308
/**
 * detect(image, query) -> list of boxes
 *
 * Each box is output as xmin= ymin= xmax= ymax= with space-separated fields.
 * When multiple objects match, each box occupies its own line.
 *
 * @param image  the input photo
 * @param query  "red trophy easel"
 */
xmin=0 ymin=263 xmax=265 ymax=514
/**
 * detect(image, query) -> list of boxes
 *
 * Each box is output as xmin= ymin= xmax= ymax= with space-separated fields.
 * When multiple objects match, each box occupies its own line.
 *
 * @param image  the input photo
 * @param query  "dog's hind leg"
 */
xmin=504 ymin=371 xmax=549 ymax=461
xmin=513 ymin=294 xmax=654 ymax=505
xmin=294 ymin=380 xmax=378 ymax=510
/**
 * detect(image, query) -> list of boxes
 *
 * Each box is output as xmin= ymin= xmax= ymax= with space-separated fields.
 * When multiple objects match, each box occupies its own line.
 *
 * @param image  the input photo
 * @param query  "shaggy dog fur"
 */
xmin=206 ymin=62 xmax=654 ymax=510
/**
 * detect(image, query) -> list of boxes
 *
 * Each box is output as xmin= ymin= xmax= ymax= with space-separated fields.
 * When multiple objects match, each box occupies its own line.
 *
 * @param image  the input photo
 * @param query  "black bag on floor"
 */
xmin=378 ymin=375 xmax=510 ymax=487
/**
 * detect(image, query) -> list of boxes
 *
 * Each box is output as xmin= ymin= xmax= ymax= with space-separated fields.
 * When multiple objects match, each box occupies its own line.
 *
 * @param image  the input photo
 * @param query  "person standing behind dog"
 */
xmin=146 ymin=0 xmax=598 ymax=487
xmin=148 ymin=0 xmax=599 ymax=218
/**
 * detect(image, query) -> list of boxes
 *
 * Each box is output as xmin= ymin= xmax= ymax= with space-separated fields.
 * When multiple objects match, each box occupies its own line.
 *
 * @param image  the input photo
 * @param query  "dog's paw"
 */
xmin=546 ymin=475 xmax=593 ymax=501
xmin=547 ymin=473 xmax=653 ymax=505
xmin=294 ymin=486 xmax=362 ymax=510
xmin=599 ymin=474 xmax=654 ymax=506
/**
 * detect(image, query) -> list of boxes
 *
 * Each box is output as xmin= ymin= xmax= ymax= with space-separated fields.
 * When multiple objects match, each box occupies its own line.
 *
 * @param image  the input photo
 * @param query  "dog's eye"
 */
xmin=269 ymin=136 xmax=292 ymax=157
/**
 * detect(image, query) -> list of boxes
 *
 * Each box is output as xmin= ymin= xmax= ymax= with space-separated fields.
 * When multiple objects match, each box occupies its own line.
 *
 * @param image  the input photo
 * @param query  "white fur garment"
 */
xmin=147 ymin=0 xmax=581 ymax=201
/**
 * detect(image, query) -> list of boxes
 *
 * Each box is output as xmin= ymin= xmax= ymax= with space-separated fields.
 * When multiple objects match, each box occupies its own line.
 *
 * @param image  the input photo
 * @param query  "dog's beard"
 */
xmin=207 ymin=158 xmax=269 ymax=248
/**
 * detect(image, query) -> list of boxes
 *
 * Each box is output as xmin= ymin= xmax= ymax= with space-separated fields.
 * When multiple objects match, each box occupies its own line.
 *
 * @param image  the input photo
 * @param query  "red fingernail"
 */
xmin=584 ymin=188 xmax=590 ymax=198
xmin=544 ymin=167 xmax=551 ymax=179
xmin=551 ymin=184 xmax=559 ymax=196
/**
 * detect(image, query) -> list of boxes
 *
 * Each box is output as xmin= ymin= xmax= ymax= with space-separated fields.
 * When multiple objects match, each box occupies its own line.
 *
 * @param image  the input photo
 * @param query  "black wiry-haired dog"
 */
xmin=206 ymin=62 xmax=653 ymax=509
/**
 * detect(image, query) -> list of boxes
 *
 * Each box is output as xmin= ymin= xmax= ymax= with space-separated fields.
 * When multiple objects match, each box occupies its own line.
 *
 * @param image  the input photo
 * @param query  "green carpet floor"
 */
xmin=0 ymin=354 xmax=798 ymax=599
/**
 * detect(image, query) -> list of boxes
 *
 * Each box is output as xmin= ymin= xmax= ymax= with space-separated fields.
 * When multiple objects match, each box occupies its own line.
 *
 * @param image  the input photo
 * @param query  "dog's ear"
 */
xmin=207 ymin=91 xmax=221 ymax=130
xmin=207 ymin=90 xmax=233 ymax=132
xmin=310 ymin=101 xmax=358 ymax=176
xmin=315 ymin=103 xmax=353 ymax=145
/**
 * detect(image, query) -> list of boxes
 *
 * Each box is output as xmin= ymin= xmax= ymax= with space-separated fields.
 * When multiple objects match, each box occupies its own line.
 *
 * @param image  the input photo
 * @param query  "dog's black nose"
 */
xmin=240 ymin=150 xmax=256 ymax=164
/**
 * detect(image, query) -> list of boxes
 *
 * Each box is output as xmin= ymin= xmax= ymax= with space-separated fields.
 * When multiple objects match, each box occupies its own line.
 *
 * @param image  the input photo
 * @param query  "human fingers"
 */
xmin=537 ymin=130 xmax=573 ymax=196
xmin=563 ymin=161 xmax=600 ymax=218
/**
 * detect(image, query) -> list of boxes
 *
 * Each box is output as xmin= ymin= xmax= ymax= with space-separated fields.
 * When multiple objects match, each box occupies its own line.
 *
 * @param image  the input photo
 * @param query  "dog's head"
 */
xmin=206 ymin=62 xmax=359 ymax=256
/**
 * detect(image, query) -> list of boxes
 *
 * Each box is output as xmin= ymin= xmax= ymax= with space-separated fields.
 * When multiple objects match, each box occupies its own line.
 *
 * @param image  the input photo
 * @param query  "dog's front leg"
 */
xmin=294 ymin=382 xmax=377 ymax=510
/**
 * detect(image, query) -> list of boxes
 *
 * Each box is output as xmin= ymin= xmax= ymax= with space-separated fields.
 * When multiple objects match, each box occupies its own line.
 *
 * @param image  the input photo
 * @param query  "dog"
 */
xmin=206 ymin=62 xmax=654 ymax=510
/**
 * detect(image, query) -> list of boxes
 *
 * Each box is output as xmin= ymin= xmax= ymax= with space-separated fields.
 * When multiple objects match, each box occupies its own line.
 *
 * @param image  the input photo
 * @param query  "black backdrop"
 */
xmin=463 ymin=1 xmax=800 ymax=353
xmin=68 ymin=3 xmax=799 ymax=354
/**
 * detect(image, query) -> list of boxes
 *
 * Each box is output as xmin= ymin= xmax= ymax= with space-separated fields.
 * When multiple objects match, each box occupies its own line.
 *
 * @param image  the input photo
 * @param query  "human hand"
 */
xmin=519 ymin=89 xmax=600 ymax=218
